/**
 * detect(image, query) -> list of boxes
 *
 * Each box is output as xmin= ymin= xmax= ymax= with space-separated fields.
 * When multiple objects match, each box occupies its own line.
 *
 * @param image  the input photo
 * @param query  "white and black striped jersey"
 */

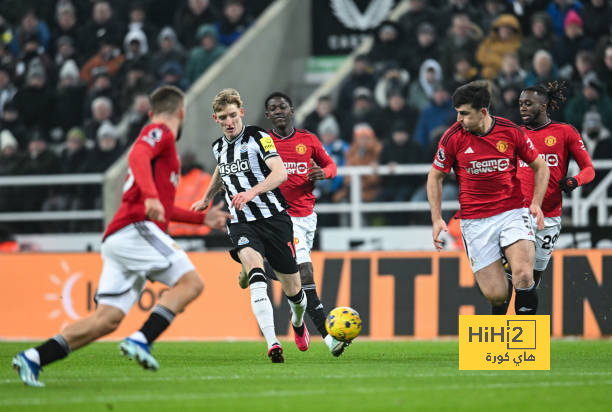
xmin=212 ymin=125 xmax=288 ymax=223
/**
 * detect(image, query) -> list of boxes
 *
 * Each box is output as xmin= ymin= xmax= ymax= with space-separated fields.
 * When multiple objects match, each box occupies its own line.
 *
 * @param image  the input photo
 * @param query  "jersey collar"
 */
xmin=474 ymin=116 xmax=496 ymax=137
xmin=270 ymin=127 xmax=296 ymax=140
xmin=524 ymin=120 xmax=552 ymax=131
xmin=223 ymin=125 xmax=246 ymax=144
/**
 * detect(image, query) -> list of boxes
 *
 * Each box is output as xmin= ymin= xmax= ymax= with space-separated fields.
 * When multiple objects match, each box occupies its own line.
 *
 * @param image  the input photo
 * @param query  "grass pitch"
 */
xmin=1 ymin=340 xmax=610 ymax=411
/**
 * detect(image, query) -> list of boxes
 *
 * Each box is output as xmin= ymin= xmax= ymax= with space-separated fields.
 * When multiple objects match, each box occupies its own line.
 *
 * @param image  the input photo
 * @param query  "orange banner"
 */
xmin=0 ymin=250 xmax=610 ymax=340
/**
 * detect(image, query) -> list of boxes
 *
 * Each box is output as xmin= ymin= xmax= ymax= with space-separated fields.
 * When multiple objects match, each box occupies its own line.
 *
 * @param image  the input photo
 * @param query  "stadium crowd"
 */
xmin=1 ymin=0 xmax=612 ymax=233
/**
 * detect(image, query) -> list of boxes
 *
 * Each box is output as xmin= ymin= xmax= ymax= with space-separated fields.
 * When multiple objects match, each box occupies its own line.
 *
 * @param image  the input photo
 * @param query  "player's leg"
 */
xmin=265 ymin=214 xmax=308 ymax=351
xmin=505 ymin=239 xmax=537 ymax=314
xmin=491 ymin=258 xmax=513 ymax=315
xmin=474 ymin=260 xmax=511 ymax=306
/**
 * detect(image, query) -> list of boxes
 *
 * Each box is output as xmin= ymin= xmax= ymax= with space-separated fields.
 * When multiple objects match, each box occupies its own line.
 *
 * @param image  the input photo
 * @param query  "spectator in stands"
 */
xmin=302 ymin=95 xmax=338 ymax=136
xmin=582 ymin=0 xmax=612 ymax=40
xmin=439 ymin=0 xmax=482 ymax=32
xmin=0 ymin=129 xmax=23 ymax=213
xmin=335 ymin=123 xmax=381 ymax=203
xmin=60 ymin=127 xmax=89 ymax=174
xmin=12 ymin=62 xmax=53 ymax=136
xmin=377 ymin=121 xmax=425 ymax=202
xmin=54 ymin=59 xmax=86 ymax=137
xmin=9 ymin=9 xmax=50 ymax=56
xmin=20 ymin=130 xmax=61 ymax=212
xmin=398 ymin=0 xmax=437 ymax=44
xmin=0 ymin=29 xmax=15 ymax=72
xmin=173 ymin=0 xmax=221 ymax=49
xmin=519 ymin=11 xmax=557 ymax=70
xmin=337 ymin=54 xmax=376 ymax=117
xmin=594 ymin=22 xmax=612 ymax=65
xmin=50 ymin=1 xmax=78 ymax=57
xmin=552 ymin=9 xmax=594 ymax=70
xmin=158 ymin=60 xmax=188 ymax=91
xmin=185 ymin=24 xmax=226 ymax=86
xmin=476 ymin=14 xmax=523 ymax=79
xmin=86 ymin=120 xmax=123 ymax=173
xmin=437 ymin=13 xmax=482 ymax=78
xmin=116 ymin=92 xmax=150 ymax=145
xmin=414 ymin=84 xmax=455 ymax=147
xmin=493 ymin=83 xmax=523 ymax=124
xmin=409 ymin=58 xmax=443 ymax=110
xmin=525 ymin=49 xmax=559 ymax=86
xmin=127 ymin=2 xmax=158 ymax=47
xmin=568 ymin=50 xmax=596 ymax=96
xmin=495 ymin=53 xmax=527 ymax=90
xmin=78 ymin=1 xmax=124 ymax=59
xmin=405 ymin=22 xmax=440 ymax=80
xmin=123 ymin=28 xmax=150 ymax=69
xmin=316 ymin=116 xmax=347 ymax=204
xmin=0 ymin=101 xmax=26 ymax=146
xmin=84 ymin=96 xmax=113 ymax=143
xmin=118 ymin=59 xmax=155 ymax=113
xmin=168 ymin=151 xmax=212 ymax=237
xmin=379 ymin=90 xmax=418 ymax=140
xmin=374 ymin=61 xmax=410 ymax=108
xmin=565 ymin=72 xmax=612 ymax=130
xmin=83 ymin=67 xmax=118 ymax=120
xmin=444 ymin=52 xmax=479 ymax=92
xmin=367 ymin=21 xmax=407 ymax=74
xmin=480 ymin=0 xmax=509 ymax=33
xmin=80 ymin=31 xmax=125 ymax=87
xmin=581 ymin=111 xmax=610 ymax=156
xmin=597 ymin=45 xmax=612 ymax=98
xmin=340 ymin=87 xmax=382 ymax=143
xmin=547 ymin=0 xmax=583 ymax=37
xmin=151 ymin=27 xmax=186 ymax=77
xmin=54 ymin=35 xmax=77 ymax=68
xmin=17 ymin=33 xmax=53 ymax=81
xmin=216 ymin=0 xmax=252 ymax=47
xmin=0 ymin=65 xmax=16 ymax=115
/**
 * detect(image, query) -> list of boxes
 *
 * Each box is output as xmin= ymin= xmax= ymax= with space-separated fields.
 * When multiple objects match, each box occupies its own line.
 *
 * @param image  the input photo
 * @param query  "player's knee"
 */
xmin=97 ymin=315 xmax=121 ymax=336
xmin=191 ymin=275 xmax=204 ymax=297
xmin=512 ymin=270 xmax=534 ymax=289
xmin=483 ymin=284 xmax=508 ymax=306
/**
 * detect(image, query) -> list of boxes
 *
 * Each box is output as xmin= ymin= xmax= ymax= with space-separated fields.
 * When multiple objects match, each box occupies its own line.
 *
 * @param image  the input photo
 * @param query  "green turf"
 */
xmin=1 ymin=340 xmax=611 ymax=411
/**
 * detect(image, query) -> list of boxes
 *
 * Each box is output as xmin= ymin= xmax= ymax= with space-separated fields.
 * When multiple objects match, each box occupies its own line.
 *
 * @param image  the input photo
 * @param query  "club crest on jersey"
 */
xmin=295 ymin=143 xmax=307 ymax=155
xmin=545 ymin=136 xmax=557 ymax=146
xmin=219 ymin=159 xmax=250 ymax=176
xmin=496 ymin=140 xmax=508 ymax=153
xmin=436 ymin=147 xmax=445 ymax=161
xmin=240 ymin=143 xmax=249 ymax=153
xmin=259 ymin=134 xmax=277 ymax=153
xmin=238 ymin=237 xmax=249 ymax=246
xmin=294 ymin=237 xmax=300 ymax=245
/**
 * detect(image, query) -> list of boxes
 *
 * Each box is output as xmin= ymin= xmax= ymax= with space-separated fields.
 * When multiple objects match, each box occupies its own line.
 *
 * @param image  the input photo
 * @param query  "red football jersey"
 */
xmin=517 ymin=121 xmax=593 ymax=217
xmin=432 ymin=117 xmax=539 ymax=219
xmin=269 ymin=128 xmax=337 ymax=217
xmin=104 ymin=123 xmax=203 ymax=239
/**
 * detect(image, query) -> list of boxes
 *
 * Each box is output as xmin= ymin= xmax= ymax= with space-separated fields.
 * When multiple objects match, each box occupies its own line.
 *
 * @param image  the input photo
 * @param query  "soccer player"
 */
xmin=427 ymin=80 xmax=550 ymax=315
xmin=12 ymin=85 xmax=231 ymax=387
xmin=261 ymin=91 xmax=349 ymax=356
xmin=191 ymin=88 xmax=308 ymax=363
xmin=490 ymin=81 xmax=594 ymax=314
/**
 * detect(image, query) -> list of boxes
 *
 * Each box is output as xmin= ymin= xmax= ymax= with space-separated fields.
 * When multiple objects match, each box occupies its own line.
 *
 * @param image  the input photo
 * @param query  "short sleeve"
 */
xmin=515 ymin=128 xmax=538 ymax=164
xmin=432 ymin=128 xmax=457 ymax=173
xmin=254 ymin=131 xmax=279 ymax=160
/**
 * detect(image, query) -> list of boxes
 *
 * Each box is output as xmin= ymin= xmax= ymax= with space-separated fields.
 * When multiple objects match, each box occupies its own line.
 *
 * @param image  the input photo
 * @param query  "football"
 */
xmin=325 ymin=306 xmax=362 ymax=342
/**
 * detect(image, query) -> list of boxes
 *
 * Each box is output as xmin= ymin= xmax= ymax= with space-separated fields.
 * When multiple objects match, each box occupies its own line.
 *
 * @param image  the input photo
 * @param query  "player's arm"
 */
xmin=427 ymin=168 xmax=448 ymax=251
xmin=129 ymin=136 xmax=165 ymax=221
xmin=560 ymin=133 xmax=595 ymax=193
xmin=191 ymin=166 xmax=223 ymax=211
xmin=172 ymin=202 xmax=231 ymax=231
xmin=232 ymin=155 xmax=287 ymax=210
xmin=527 ymin=156 xmax=549 ymax=230
xmin=309 ymin=138 xmax=337 ymax=181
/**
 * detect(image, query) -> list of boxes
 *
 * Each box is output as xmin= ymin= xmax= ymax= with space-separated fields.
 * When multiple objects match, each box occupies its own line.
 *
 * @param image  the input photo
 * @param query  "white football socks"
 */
xmin=249 ymin=282 xmax=278 ymax=349
xmin=288 ymin=290 xmax=307 ymax=327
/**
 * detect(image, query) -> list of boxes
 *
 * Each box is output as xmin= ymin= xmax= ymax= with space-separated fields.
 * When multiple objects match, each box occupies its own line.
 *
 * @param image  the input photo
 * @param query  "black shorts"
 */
xmin=228 ymin=212 xmax=298 ymax=274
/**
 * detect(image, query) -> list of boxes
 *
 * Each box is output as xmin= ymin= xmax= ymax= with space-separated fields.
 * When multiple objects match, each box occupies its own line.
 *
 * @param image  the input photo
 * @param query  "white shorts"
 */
xmin=534 ymin=216 xmax=562 ymax=272
xmin=460 ymin=208 xmax=535 ymax=273
xmin=97 ymin=221 xmax=195 ymax=314
xmin=291 ymin=212 xmax=317 ymax=265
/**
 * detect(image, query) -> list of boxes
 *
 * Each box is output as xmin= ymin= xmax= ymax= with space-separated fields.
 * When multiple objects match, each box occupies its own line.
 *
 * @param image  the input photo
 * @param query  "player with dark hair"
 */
xmin=257 ymin=91 xmax=349 ymax=356
xmin=490 ymin=81 xmax=595 ymax=314
xmin=192 ymin=88 xmax=309 ymax=363
xmin=427 ymin=80 xmax=550 ymax=316
xmin=12 ymin=85 xmax=231 ymax=387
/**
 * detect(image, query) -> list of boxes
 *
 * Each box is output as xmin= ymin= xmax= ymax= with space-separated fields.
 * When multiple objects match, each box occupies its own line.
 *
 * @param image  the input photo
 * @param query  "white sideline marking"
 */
xmin=1 ymin=380 xmax=611 ymax=406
